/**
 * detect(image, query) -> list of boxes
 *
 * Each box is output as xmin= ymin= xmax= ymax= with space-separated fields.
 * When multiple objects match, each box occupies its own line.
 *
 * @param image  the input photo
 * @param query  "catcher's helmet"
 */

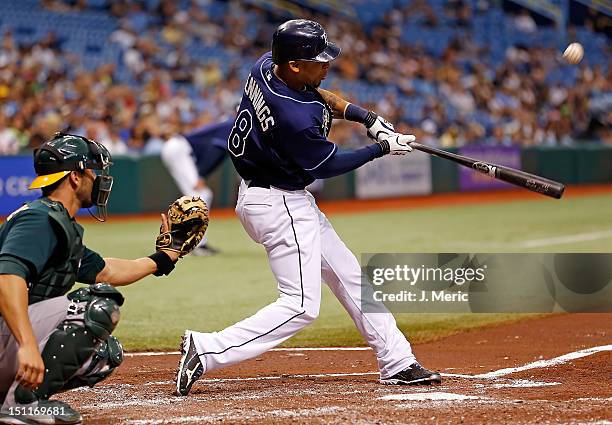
xmin=29 ymin=132 xmax=114 ymax=221
xmin=29 ymin=133 xmax=112 ymax=189
xmin=271 ymin=19 xmax=341 ymax=64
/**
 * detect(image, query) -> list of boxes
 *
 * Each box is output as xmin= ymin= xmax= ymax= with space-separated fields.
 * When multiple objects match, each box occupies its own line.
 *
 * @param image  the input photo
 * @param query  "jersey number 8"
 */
xmin=228 ymin=110 xmax=253 ymax=157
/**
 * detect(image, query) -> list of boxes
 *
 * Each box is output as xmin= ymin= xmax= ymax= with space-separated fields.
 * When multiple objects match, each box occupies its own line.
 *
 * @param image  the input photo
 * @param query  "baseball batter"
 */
xmin=175 ymin=19 xmax=441 ymax=396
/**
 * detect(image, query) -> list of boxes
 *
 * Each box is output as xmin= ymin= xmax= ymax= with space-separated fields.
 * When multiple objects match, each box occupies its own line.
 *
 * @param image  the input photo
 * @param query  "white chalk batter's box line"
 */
xmin=120 ymin=344 xmax=612 ymax=384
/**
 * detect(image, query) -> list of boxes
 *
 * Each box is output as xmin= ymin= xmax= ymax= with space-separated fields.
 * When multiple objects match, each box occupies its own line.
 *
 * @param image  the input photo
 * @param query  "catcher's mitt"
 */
xmin=156 ymin=196 xmax=209 ymax=257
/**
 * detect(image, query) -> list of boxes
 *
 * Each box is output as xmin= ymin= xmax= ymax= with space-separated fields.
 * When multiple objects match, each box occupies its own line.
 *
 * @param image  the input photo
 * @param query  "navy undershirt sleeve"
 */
xmin=307 ymin=144 xmax=384 ymax=179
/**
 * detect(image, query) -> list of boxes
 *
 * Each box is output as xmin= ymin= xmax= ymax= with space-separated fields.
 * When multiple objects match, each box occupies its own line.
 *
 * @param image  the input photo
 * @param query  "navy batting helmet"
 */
xmin=272 ymin=19 xmax=341 ymax=64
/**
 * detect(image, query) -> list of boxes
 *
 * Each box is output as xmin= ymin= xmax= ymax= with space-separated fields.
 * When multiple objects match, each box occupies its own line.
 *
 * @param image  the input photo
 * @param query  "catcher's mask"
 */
xmin=30 ymin=132 xmax=114 ymax=222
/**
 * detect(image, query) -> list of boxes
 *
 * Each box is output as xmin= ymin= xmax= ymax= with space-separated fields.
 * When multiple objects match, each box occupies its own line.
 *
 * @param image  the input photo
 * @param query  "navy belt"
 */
xmin=248 ymin=180 xmax=270 ymax=189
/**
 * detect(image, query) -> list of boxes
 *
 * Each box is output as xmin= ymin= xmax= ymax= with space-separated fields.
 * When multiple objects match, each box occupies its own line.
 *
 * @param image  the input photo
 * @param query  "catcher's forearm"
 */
xmin=0 ymin=275 xmax=38 ymax=346
xmin=317 ymin=88 xmax=349 ymax=119
xmin=96 ymin=257 xmax=159 ymax=286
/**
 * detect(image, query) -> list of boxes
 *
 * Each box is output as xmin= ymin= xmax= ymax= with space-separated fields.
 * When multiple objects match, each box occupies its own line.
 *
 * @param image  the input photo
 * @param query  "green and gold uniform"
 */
xmin=0 ymin=197 xmax=124 ymax=412
xmin=0 ymin=134 xmax=123 ymax=423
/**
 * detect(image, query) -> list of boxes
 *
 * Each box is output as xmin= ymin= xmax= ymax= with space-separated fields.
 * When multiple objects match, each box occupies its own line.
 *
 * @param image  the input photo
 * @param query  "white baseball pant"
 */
xmin=189 ymin=181 xmax=416 ymax=379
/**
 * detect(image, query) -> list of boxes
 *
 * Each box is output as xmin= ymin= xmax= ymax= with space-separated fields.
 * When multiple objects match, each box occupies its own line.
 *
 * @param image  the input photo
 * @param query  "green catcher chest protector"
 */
xmin=27 ymin=198 xmax=85 ymax=304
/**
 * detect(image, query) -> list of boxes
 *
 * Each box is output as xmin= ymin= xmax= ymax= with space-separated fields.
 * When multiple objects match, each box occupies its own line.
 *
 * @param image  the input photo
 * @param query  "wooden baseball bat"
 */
xmin=409 ymin=142 xmax=565 ymax=199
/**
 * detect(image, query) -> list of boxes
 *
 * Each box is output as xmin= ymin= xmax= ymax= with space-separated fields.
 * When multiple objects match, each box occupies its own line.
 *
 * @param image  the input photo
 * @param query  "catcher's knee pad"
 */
xmin=84 ymin=335 xmax=124 ymax=385
xmin=68 ymin=283 xmax=124 ymax=339
xmin=14 ymin=284 xmax=124 ymax=402
xmin=84 ymin=297 xmax=121 ymax=340
xmin=68 ymin=282 xmax=125 ymax=306
xmin=91 ymin=335 xmax=124 ymax=380
xmin=62 ymin=336 xmax=124 ymax=390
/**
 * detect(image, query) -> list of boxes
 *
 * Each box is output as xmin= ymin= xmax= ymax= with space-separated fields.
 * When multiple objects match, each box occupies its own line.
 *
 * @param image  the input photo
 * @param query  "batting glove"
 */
xmin=376 ymin=133 xmax=415 ymax=156
xmin=365 ymin=112 xmax=395 ymax=143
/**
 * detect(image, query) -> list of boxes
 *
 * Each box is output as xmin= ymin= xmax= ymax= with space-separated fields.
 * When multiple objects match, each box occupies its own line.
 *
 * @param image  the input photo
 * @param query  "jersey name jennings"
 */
xmin=244 ymin=75 xmax=275 ymax=132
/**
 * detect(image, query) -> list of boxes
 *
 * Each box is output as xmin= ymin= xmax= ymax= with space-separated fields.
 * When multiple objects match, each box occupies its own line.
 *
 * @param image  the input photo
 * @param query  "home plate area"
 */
xmin=58 ymin=314 xmax=611 ymax=424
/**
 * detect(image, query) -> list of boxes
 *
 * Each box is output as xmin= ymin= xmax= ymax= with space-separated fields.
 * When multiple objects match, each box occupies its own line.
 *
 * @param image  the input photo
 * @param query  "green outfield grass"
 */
xmin=82 ymin=192 xmax=612 ymax=350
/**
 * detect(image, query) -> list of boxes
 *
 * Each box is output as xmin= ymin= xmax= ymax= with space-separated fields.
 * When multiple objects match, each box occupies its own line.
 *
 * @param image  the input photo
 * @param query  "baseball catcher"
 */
xmin=0 ymin=133 xmax=206 ymax=425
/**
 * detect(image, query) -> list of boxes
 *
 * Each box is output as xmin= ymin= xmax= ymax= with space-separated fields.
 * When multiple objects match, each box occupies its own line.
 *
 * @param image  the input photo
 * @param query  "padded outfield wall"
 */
xmin=1 ymin=145 xmax=611 ymax=215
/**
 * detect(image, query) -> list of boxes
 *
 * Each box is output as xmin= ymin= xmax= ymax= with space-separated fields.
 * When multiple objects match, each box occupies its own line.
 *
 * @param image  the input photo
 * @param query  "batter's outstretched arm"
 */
xmin=297 ymin=127 xmax=388 ymax=179
xmin=308 ymin=145 xmax=385 ymax=179
xmin=317 ymin=88 xmax=350 ymax=119
xmin=316 ymin=88 xmax=399 ymax=146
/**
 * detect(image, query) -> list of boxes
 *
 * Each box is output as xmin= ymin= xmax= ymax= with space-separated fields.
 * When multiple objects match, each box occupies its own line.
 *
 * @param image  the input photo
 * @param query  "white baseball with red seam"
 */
xmin=563 ymin=42 xmax=584 ymax=65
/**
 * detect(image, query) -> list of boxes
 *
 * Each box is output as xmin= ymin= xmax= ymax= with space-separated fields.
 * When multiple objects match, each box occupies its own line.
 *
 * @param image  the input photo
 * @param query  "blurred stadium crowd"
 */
xmin=0 ymin=0 xmax=610 ymax=156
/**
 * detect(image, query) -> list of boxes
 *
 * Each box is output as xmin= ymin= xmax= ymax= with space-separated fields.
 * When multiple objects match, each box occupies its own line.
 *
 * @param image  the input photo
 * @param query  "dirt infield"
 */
xmin=58 ymin=314 xmax=611 ymax=424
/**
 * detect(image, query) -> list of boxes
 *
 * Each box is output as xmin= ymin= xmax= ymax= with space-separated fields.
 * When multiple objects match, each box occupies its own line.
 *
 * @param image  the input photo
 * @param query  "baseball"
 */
xmin=563 ymin=42 xmax=584 ymax=64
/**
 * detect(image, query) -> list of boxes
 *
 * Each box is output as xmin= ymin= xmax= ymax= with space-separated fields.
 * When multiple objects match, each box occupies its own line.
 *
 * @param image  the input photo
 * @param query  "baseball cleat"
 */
xmin=380 ymin=363 xmax=442 ymax=385
xmin=174 ymin=331 xmax=204 ymax=396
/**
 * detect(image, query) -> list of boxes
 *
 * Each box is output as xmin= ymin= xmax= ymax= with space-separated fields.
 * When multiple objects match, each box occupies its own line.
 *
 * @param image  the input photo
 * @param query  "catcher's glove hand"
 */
xmin=156 ymin=196 xmax=209 ymax=257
